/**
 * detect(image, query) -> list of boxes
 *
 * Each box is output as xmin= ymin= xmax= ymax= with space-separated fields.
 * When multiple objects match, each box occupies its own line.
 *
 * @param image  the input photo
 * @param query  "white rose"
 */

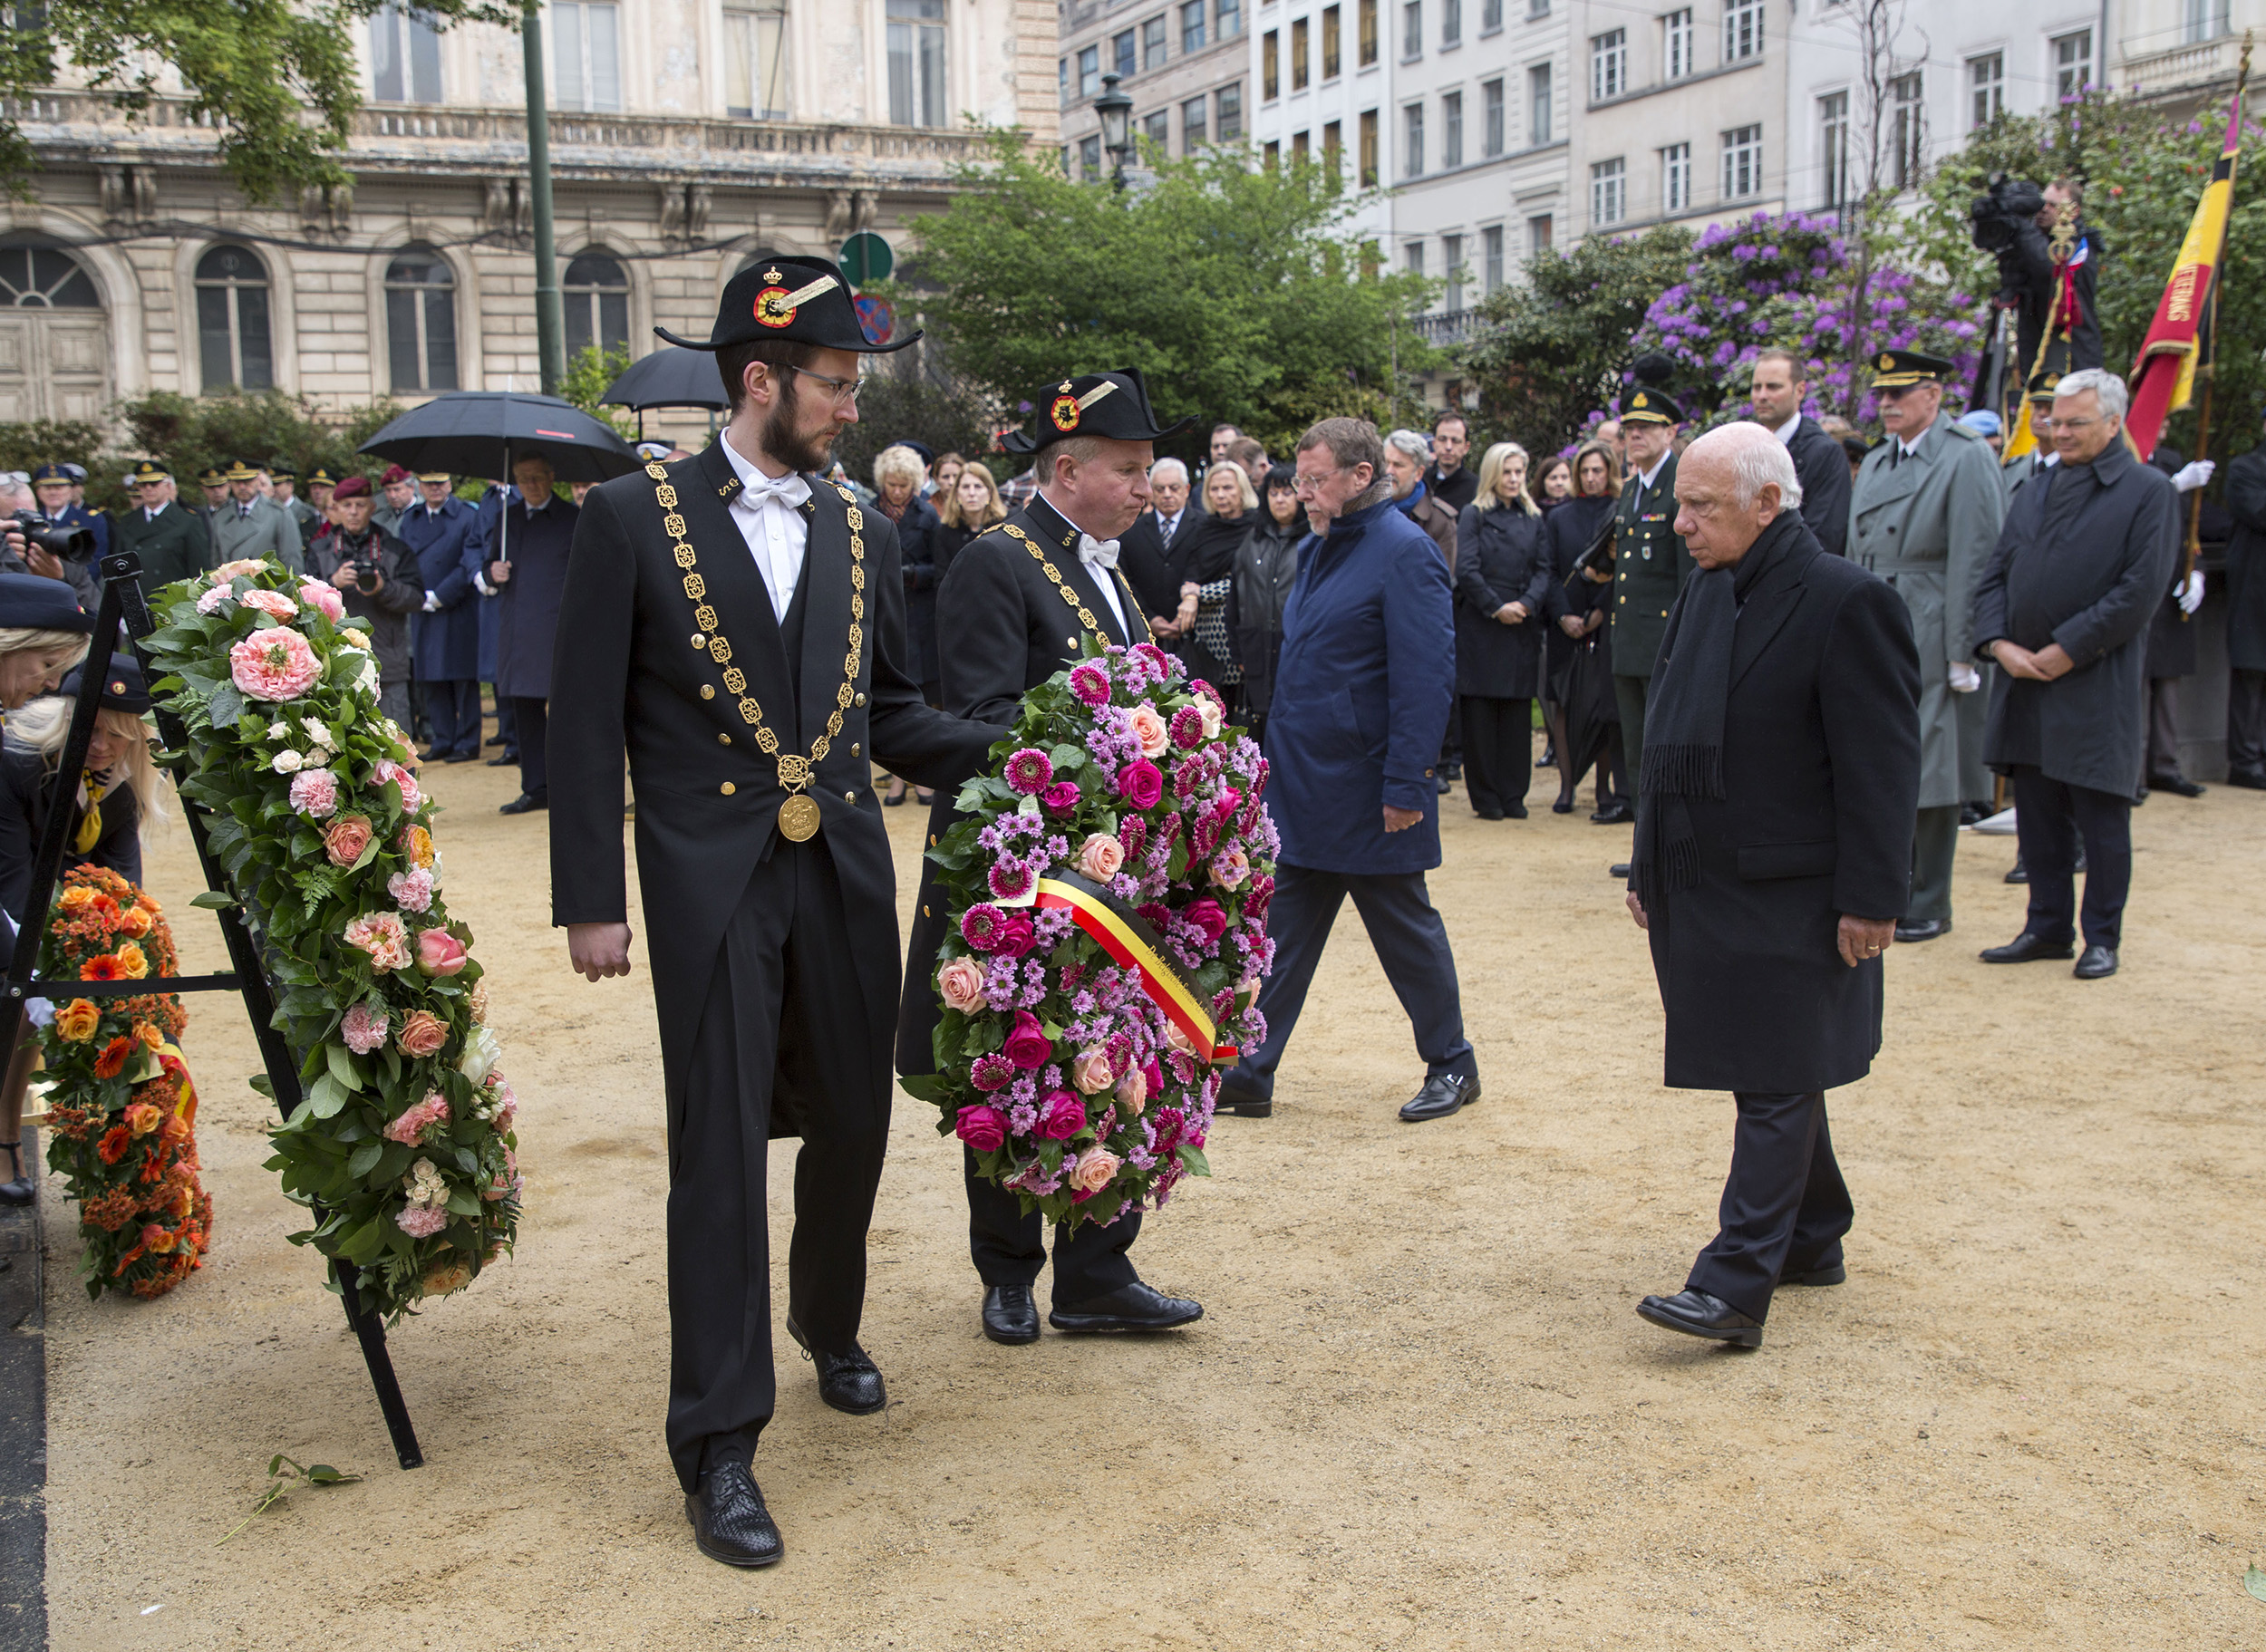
xmin=456 ymin=1024 xmax=502 ymax=1087
xmin=1196 ymin=697 xmax=1224 ymax=739
xmin=305 ymin=748 xmax=333 ymax=768
xmin=270 ymin=748 xmax=305 ymax=774
xmin=300 ymin=718 xmax=332 ymax=746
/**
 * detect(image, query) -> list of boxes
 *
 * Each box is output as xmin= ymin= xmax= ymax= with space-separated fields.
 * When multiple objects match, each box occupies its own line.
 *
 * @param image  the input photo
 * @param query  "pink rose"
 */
xmin=1069 ymin=662 xmax=1111 ymax=705
xmin=938 ymin=957 xmax=985 ymax=1013
xmin=324 ymin=814 xmax=374 ymax=867
xmin=288 ymin=768 xmax=340 ymax=819
xmin=993 ymin=914 xmax=1036 ymax=957
xmin=195 ymin=584 xmax=233 ymax=615
xmin=416 ymin=927 xmax=470 ymax=976
xmin=955 ymin=1106 xmax=1009 ymax=1152
xmin=1041 ymin=778 xmax=1082 ymax=815
xmin=1038 ymin=1089 xmax=1086 ymax=1141
xmin=1209 ymin=847 xmax=1250 ymax=889
xmin=1068 ymin=1145 xmax=1121 ymax=1194
xmin=396 ymin=1010 xmax=448 ymax=1058
xmin=239 ymin=588 xmax=300 ymax=621
xmin=373 ymin=758 xmax=423 ymax=813
xmin=1116 ymin=759 xmax=1164 ymax=810
xmin=1002 ymin=1010 xmax=1052 ymax=1070
xmin=297 ymin=580 xmax=347 ymax=622
xmin=209 ymin=558 xmax=269 ymax=584
xmin=344 ymin=911 xmax=412 ymax=972
xmin=1070 ymin=1046 xmax=1114 ymax=1094
xmin=229 ymin=625 xmax=323 ymax=701
xmin=388 ymin=867 xmax=437 ymax=913
xmin=1196 ymin=694 xmax=1225 ymax=739
xmin=1163 ymin=1019 xmax=1196 ymax=1056
xmin=1076 ymin=833 xmax=1124 ymax=882
xmin=1129 ymin=703 xmax=1168 ymax=757
xmin=395 ymin=1205 xmax=448 ymax=1239
xmin=1114 ymin=1065 xmax=1148 ymax=1110
xmin=1183 ymin=897 xmax=1228 ymax=945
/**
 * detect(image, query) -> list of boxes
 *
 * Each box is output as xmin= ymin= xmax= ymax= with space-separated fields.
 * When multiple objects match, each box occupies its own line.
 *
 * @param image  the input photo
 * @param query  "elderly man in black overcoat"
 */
xmin=1625 ymin=421 xmax=1920 ymax=1348
xmin=548 ymin=255 xmax=999 ymax=1569
xmin=1973 ymin=368 xmax=2179 ymax=981
xmin=483 ymin=453 xmax=577 ymax=816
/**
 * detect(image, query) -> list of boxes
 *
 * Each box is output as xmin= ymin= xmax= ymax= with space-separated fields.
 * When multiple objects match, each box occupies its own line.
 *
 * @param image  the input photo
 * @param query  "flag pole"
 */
xmin=2182 ymin=33 xmax=2251 ymax=620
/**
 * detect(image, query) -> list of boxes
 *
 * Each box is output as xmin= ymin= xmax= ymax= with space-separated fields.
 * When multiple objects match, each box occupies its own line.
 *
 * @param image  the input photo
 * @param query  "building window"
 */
xmin=1293 ymin=128 xmax=1311 ymax=158
xmin=1481 ymin=76 xmax=1503 ymax=155
xmin=1263 ymin=28 xmax=1279 ymax=96
xmin=563 ymin=250 xmax=630 ymax=360
xmin=1661 ymin=140 xmax=1690 ymax=213
xmin=2187 ymin=0 xmax=2232 ymax=46
xmin=1720 ymin=124 xmax=1760 ymax=199
xmin=1218 ymin=82 xmax=1243 ymax=138
xmin=1481 ymin=0 xmax=1500 ymax=29
xmin=1264 ymin=139 xmax=1280 ymax=166
xmin=1080 ymin=133 xmax=1102 ymax=177
xmin=1403 ymin=101 xmax=1424 ymax=175
xmin=1590 ymin=30 xmax=1625 ymax=102
xmin=552 ymin=1 xmax=621 ymax=112
xmin=1322 ymin=118 xmax=1341 ymax=163
xmin=1113 ymin=28 xmax=1136 ymax=78
xmin=1144 ymin=109 xmax=1170 ymax=150
xmin=384 ymin=247 xmax=458 ymax=393
xmin=1663 ymin=7 xmax=1692 ymax=80
xmin=1183 ymin=92 xmax=1208 ymax=150
xmin=1527 ymin=212 xmax=1553 ymax=252
xmin=1526 ymin=0 xmax=1545 ymax=14
xmin=1322 ymin=4 xmax=1341 ymax=76
xmin=1219 ymin=0 xmax=1243 ymax=42
xmin=2052 ymin=29 xmax=2092 ymax=98
xmin=194 ymin=245 xmax=273 ymax=393
xmin=1145 ymin=14 xmax=1168 ymax=68
xmin=1722 ymin=0 xmax=1762 ymax=64
xmin=370 ymin=2 xmax=442 ymax=103
xmin=723 ymin=0 xmax=789 ymax=119
xmin=1404 ymin=241 xmax=1424 ymax=275
xmin=1359 ymin=107 xmax=1379 ymax=183
xmin=1967 ymin=52 xmax=2002 ymax=129
xmin=1482 ymin=224 xmax=1504 ymax=292
xmin=1359 ymin=0 xmax=1377 ymax=65
xmin=1441 ymin=0 xmax=1458 ymax=48
xmin=1401 ymin=0 xmax=1419 ymax=59
xmin=0 ymin=243 xmax=100 ymax=308
xmin=1527 ymin=62 xmax=1550 ymax=144
xmin=1818 ymin=90 xmax=1848 ymax=209
xmin=887 ymin=0 xmax=949 ymax=127
xmin=1181 ymin=0 xmax=1206 ymax=54
xmin=1890 ymin=71 xmax=1922 ymax=187
xmin=1059 ymin=56 xmax=1067 ymax=102
xmin=1442 ymin=233 xmax=1463 ymax=309
xmin=1078 ymin=44 xmax=1099 ymax=96
xmin=1590 ymin=157 xmax=1624 ymax=225
xmin=1440 ymin=90 xmax=1462 ymax=167
xmin=1292 ymin=15 xmax=1309 ymax=88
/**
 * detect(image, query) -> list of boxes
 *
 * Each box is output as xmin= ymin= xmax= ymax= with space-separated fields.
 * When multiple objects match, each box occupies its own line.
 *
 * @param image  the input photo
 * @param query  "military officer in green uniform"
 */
xmin=1846 ymin=349 xmax=2005 ymax=943
xmin=108 ymin=460 xmax=211 ymax=588
xmin=1609 ymin=386 xmax=1697 ymax=822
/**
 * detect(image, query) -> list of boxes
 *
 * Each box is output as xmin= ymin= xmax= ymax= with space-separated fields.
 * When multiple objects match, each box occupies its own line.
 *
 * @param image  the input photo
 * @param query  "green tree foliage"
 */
xmin=908 ymin=135 xmax=1437 ymax=460
xmin=0 ymin=0 xmax=515 ymax=202
xmin=833 ymin=363 xmax=1003 ymax=486
xmin=1458 ymin=226 xmax=1694 ymax=456
xmin=557 ymin=344 xmax=639 ymax=440
xmin=0 ymin=417 xmax=107 ymax=484
xmin=1916 ymin=89 xmax=2266 ymax=468
xmin=92 ymin=391 xmax=403 ymax=508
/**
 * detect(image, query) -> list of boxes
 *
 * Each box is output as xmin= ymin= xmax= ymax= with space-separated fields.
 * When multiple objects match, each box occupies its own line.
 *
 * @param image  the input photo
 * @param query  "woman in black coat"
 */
xmin=1167 ymin=465 xmax=1253 ymax=704
xmin=1229 ymin=462 xmax=1307 ymax=746
xmin=1454 ymin=444 xmax=1553 ymax=818
xmin=1544 ymin=440 xmax=1625 ymax=815
xmin=875 ymin=444 xmax=947 ymax=804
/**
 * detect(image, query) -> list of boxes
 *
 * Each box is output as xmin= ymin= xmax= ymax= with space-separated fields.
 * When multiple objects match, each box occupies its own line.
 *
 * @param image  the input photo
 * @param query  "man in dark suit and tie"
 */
xmin=898 ymin=369 xmax=1207 ymax=1349
xmin=1746 ymin=349 xmax=1852 ymax=557
xmin=1626 ymin=421 xmax=1920 ymax=1348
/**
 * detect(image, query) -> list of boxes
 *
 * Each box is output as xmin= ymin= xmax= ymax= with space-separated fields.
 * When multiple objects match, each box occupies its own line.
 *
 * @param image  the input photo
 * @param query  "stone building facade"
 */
xmin=1057 ymin=0 xmax=1250 ymax=179
xmin=6 ymin=0 xmax=1058 ymax=449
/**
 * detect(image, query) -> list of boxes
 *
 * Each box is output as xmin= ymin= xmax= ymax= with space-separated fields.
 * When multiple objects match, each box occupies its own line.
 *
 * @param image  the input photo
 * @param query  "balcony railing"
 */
xmin=1411 ymin=307 xmax=1480 ymax=345
xmin=2123 ymin=34 xmax=2243 ymax=98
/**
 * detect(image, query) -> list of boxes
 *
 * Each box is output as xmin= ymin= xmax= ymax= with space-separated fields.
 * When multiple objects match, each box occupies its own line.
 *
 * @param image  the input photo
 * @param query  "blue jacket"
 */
xmin=474 ymin=485 xmax=511 ymax=681
xmin=399 ymin=495 xmax=484 ymax=680
xmin=1265 ymin=496 xmax=1455 ymax=874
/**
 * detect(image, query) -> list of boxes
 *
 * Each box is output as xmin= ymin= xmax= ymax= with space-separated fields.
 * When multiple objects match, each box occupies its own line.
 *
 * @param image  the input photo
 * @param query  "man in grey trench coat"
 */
xmin=1846 ymin=351 xmax=2004 ymax=943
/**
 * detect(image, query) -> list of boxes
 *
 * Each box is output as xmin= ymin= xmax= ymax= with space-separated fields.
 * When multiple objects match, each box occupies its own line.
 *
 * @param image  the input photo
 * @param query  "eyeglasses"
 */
xmin=785 ymin=365 xmax=866 ymax=408
xmin=1292 ymin=466 xmax=1346 ymax=496
xmin=2046 ymin=415 xmax=2101 ymax=432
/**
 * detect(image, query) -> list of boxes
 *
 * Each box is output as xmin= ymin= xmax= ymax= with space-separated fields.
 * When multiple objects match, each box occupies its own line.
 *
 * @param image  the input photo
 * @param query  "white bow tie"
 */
xmin=737 ymin=472 xmax=811 ymax=511
xmin=1078 ymin=534 xmax=1120 ymax=571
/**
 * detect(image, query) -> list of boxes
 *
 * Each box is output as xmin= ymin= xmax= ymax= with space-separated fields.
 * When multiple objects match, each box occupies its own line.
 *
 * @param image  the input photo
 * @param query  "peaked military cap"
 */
xmin=197 ymin=466 xmax=224 ymax=488
xmin=416 ymin=470 xmax=452 ymax=484
xmin=31 ymin=462 xmax=69 ymax=484
xmin=59 ymin=463 xmax=86 ymax=484
xmin=0 ymin=572 xmax=92 ymax=633
xmin=1000 ymin=368 xmax=1196 ymax=455
xmin=129 ymin=460 xmax=172 ymax=485
xmin=1870 ymin=349 xmax=1955 ymax=389
xmin=61 ymin=656 xmax=151 ymax=714
xmin=1620 ymin=386 xmax=1685 ymax=427
xmin=221 ymin=458 xmax=260 ymax=483
xmin=305 ymin=466 xmax=337 ymax=488
xmin=656 ymin=250 xmax=922 ymax=354
xmin=2025 ymin=367 xmax=2065 ymax=404
xmin=269 ymin=463 xmax=298 ymax=483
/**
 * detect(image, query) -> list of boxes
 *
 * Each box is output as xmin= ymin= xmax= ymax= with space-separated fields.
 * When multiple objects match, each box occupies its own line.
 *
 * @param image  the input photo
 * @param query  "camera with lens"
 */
xmin=1970 ymin=174 xmax=2048 ymax=304
xmin=8 ymin=508 xmax=96 ymax=564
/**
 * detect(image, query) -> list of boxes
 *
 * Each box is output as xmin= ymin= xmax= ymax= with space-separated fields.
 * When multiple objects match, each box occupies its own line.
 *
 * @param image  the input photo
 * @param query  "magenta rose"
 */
xmin=1041 ymin=779 xmax=1082 ymax=815
xmin=1069 ymin=662 xmax=1111 ymax=705
xmin=1004 ymin=747 xmax=1053 ymax=795
xmin=1037 ymin=1089 xmax=1086 ymax=1140
xmin=993 ymin=914 xmax=1036 ymax=957
xmin=1002 ymin=1010 xmax=1052 ymax=1069
xmin=970 ymin=1052 xmax=1014 ymax=1091
xmin=960 ymin=903 xmax=1007 ymax=952
xmin=1183 ymin=898 xmax=1228 ymax=946
xmin=1116 ymin=759 xmax=1164 ymax=809
xmin=1136 ymin=902 xmax=1172 ymax=932
xmin=955 ymin=1106 xmax=1009 ymax=1152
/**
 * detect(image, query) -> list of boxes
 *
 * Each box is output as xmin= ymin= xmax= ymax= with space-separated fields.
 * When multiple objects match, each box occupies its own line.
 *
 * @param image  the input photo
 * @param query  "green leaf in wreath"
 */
xmin=1177 ymin=1144 xmax=1211 ymax=1176
xmin=896 ymin=1072 xmax=947 ymax=1104
xmin=189 ymin=890 xmax=238 ymax=912
xmin=208 ymin=683 xmax=247 ymax=728
xmin=305 ymin=1071 xmax=349 ymax=1120
xmin=325 ymin=1043 xmax=363 ymax=1094
xmin=346 ymin=1140 xmax=383 ymax=1179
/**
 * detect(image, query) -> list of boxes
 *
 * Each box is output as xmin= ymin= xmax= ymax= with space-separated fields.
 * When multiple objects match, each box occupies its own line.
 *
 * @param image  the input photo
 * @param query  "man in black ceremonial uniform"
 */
xmin=897 ymin=370 xmax=1207 ymax=1349
xmin=548 ymin=255 xmax=1000 ymax=1570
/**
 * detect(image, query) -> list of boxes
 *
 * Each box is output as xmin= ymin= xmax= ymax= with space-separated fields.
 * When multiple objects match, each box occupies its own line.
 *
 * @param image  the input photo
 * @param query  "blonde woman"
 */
xmin=1452 ymin=443 xmax=1550 ymax=818
xmin=1168 ymin=460 xmax=1255 ymax=702
xmin=872 ymin=444 xmax=945 ymax=802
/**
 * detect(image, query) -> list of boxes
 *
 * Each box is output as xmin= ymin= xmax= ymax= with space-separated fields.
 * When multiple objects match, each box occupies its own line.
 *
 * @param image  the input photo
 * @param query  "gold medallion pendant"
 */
xmin=778 ymin=793 xmax=822 ymax=842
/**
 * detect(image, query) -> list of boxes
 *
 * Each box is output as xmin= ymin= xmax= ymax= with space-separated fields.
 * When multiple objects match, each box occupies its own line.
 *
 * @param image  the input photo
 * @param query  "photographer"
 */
xmin=308 ymin=475 xmax=420 ymax=728
xmin=0 ymin=472 xmax=98 ymax=610
xmin=32 ymin=464 xmax=108 ymax=567
xmin=1977 ymin=176 xmax=2103 ymax=380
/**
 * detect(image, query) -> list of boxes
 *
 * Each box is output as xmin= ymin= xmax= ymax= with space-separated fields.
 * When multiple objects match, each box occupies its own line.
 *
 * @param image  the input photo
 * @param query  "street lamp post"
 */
xmin=1094 ymin=72 xmax=1134 ymax=190
xmin=522 ymin=0 xmax=566 ymax=396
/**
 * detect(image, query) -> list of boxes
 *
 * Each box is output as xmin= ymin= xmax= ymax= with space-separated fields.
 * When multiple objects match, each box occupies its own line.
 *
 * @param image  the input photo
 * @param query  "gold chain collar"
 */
xmin=648 ymin=460 xmax=866 ymax=840
xmin=998 ymin=522 xmax=1141 ymax=645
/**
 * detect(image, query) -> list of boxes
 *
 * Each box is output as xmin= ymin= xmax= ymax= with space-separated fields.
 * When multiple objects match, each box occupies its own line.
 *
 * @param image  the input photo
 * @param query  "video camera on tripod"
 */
xmin=1968 ymin=173 xmax=2048 ymax=311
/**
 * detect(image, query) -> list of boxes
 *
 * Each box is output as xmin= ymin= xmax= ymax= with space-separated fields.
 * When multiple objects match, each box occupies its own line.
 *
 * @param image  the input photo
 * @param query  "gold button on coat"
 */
xmin=844 ymin=790 xmax=857 ymax=803
xmin=854 ymin=691 xmax=867 ymax=707
xmin=718 ymin=732 xmax=731 ymax=744
xmin=700 ymin=684 xmax=715 ymax=700
xmin=720 ymin=781 xmax=736 ymax=796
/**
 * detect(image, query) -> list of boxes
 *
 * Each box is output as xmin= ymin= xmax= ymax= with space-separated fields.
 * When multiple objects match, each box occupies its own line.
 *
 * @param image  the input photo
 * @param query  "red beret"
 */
xmin=332 ymin=474 xmax=373 ymax=500
xmin=380 ymin=464 xmax=412 ymax=485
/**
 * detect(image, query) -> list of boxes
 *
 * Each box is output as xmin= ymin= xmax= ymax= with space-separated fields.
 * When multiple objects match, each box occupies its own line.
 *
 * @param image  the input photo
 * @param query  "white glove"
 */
xmin=421 ymin=589 xmax=441 ymax=613
xmin=1948 ymin=662 xmax=1981 ymax=694
xmin=2172 ymin=459 xmax=2215 ymax=493
xmin=2178 ymin=569 xmax=2205 ymax=614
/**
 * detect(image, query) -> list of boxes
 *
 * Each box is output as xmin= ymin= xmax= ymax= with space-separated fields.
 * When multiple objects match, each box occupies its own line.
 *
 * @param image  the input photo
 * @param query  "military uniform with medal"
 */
xmin=1609 ymin=386 xmax=1698 ymax=797
xmin=547 ymin=253 xmax=1001 ymax=1569
xmin=896 ymin=369 xmax=1208 ymax=1348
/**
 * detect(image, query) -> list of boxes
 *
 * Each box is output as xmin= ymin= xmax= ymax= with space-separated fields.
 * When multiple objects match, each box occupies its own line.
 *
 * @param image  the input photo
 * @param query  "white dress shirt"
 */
xmin=1768 ymin=410 xmax=1802 ymax=447
xmin=1154 ymin=507 xmax=1185 ymax=546
xmin=718 ymin=428 xmax=812 ymax=623
xmin=1635 ymin=454 xmax=1670 ymax=493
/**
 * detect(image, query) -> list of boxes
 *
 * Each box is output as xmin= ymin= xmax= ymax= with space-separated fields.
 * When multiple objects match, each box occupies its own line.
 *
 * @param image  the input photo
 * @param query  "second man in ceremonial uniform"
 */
xmin=1606 ymin=387 xmax=1696 ymax=850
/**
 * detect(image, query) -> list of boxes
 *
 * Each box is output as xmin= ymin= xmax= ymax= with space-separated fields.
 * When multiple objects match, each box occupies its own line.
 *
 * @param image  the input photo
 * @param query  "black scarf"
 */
xmin=1632 ymin=510 xmax=1798 ymax=904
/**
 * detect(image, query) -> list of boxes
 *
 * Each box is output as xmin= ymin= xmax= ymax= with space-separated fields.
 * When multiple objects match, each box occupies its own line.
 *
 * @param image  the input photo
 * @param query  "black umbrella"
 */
xmin=356 ymin=391 xmax=643 ymax=485
xmin=598 ymin=346 xmax=729 ymax=413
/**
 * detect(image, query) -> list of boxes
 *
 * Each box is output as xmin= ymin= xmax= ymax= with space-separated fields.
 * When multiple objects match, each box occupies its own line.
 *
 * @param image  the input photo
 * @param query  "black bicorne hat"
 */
xmin=656 ymin=252 xmax=921 ymax=354
xmin=1000 ymin=369 xmax=1196 ymax=455
xmin=61 ymin=656 xmax=151 ymax=714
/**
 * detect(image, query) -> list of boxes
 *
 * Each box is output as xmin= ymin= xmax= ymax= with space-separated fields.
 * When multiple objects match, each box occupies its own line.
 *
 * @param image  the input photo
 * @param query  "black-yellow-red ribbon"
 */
xmin=1033 ymin=871 xmax=1236 ymax=1064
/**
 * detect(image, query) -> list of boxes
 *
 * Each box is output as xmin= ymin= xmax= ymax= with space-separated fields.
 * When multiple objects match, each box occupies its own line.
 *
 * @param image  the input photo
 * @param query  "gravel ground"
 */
xmin=34 ymin=745 xmax=2266 ymax=1650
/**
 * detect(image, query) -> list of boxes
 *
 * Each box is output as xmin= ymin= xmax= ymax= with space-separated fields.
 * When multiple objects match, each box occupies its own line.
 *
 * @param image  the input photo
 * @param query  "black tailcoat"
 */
xmin=1452 ymin=503 xmax=1553 ymax=699
xmin=1643 ymin=517 xmax=1921 ymax=1094
xmin=1787 ymin=415 xmax=1853 ymax=558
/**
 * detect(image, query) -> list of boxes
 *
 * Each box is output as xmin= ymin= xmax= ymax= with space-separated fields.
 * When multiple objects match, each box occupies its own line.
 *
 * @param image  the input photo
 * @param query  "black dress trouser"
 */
xmin=2010 ymin=766 xmax=2134 ymax=950
xmin=507 ymin=695 xmax=547 ymax=798
xmin=1458 ymin=695 xmax=1531 ymax=816
xmin=965 ymin=1151 xmax=1142 ymax=1306
xmin=663 ymin=835 xmax=889 ymax=1493
xmin=1686 ymin=1090 xmax=1853 ymax=1323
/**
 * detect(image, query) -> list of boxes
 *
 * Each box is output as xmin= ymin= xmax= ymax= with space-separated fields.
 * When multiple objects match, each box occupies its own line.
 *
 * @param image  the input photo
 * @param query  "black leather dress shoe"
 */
xmin=486 ymin=753 xmax=516 ymax=768
xmin=1636 ymin=1289 xmax=1763 ymax=1348
xmin=1214 ymin=1079 xmax=1273 ymax=1119
xmin=1590 ymin=801 xmax=1632 ymax=824
xmin=418 ymin=747 xmax=448 ymax=763
xmin=1399 ymin=1071 xmax=1478 ymax=1123
xmin=982 ymin=1284 xmax=1041 ymax=1345
xmin=1050 ymin=1280 xmax=1203 ymax=1334
xmin=1608 ymin=862 xmax=1632 ymax=879
xmin=1435 ymin=773 xmax=1452 ymax=795
xmin=686 ymin=1461 xmax=785 ymax=1568
xmin=499 ymin=792 xmax=547 ymax=815
xmin=2148 ymin=773 xmax=2206 ymax=797
xmin=1473 ymin=805 xmax=1506 ymax=820
xmin=486 ymin=732 xmax=508 ymax=747
xmin=1780 ymin=1263 xmax=1846 ymax=1287
xmin=2229 ymin=768 xmax=2266 ymax=790
xmin=784 ymin=1316 xmax=886 ymax=1413
xmin=1504 ymin=800 xmax=1528 ymax=819
xmin=2004 ymin=855 xmax=2029 ymax=884
xmin=2074 ymin=943 xmax=2119 ymax=980
xmin=1980 ymin=932 xmax=2075 ymax=964
xmin=1893 ymin=917 xmax=1950 ymax=942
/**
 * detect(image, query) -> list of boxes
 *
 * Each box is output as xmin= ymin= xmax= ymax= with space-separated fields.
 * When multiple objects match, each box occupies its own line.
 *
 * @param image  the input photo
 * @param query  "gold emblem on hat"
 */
xmin=1877 ymin=353 xmax=1895 ymax=371
xmin=764 ymin=267 xmax=783 ymax=283
xmin=1050 ymin=393 xmax=1081 ymax=433
xmin=754 ymin=286 xmax=795 ymax=329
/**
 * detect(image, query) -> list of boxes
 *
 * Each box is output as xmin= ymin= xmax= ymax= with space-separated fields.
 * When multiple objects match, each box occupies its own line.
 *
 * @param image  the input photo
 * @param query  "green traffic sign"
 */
xmin=838 ymin=230 xmax=894 ymax=287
